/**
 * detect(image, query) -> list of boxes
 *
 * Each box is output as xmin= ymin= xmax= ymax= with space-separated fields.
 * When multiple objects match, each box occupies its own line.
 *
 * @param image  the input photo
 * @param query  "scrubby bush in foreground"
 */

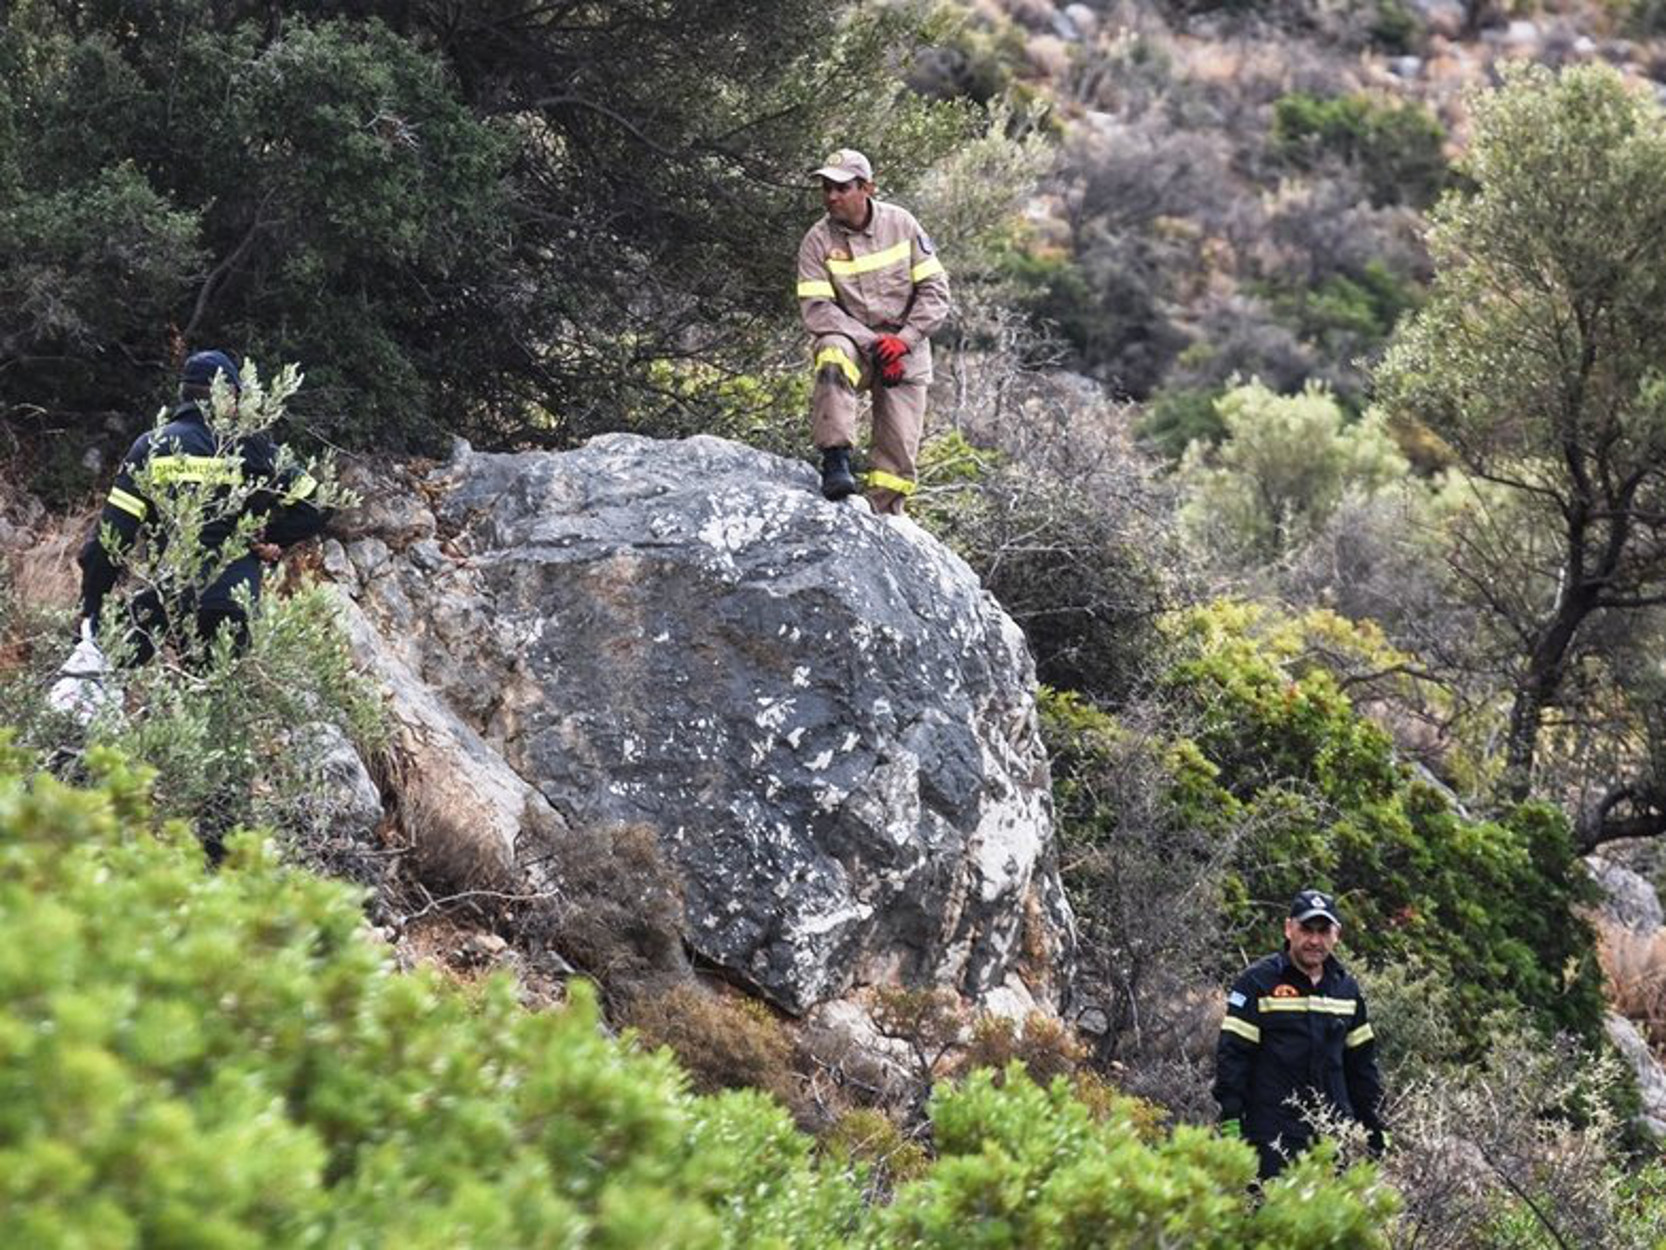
xmin=0 ymin=738 xmax=1404 ymax=1247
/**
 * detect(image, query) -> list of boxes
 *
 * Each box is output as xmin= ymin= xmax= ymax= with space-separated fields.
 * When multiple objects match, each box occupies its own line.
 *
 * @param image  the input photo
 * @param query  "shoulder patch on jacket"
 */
xmin=917 ymin=232 xmax=935 ymax=255
xmin=1227 ymin=990 xmax=1246 ymax=1008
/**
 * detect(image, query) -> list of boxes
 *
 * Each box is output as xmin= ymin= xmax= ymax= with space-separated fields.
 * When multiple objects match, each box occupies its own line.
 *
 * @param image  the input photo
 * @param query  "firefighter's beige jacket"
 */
xmin=796 ymin=200 xmax=950 ymax=384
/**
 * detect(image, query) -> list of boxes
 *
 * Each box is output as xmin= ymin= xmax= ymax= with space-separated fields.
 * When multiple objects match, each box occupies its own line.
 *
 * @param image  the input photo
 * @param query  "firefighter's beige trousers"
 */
xmin=809 ymin=333 xmax=926 ymax=516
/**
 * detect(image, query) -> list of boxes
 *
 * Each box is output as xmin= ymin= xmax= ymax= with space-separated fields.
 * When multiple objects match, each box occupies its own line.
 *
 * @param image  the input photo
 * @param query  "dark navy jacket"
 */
xmin=78 ymin=401 xmax=326 ymax=625
xmin=1213 ymin=949 xmax=1384 ymax=1148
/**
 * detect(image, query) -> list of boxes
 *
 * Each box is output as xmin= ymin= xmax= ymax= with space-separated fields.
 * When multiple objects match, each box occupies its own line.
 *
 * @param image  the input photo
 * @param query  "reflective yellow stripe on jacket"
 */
xmin=145 ymin=454 xmax=244 ymax=488
xmin=1257 ymin=995 xmax=1358 ymax=1015
xmin=825 ymin=239 xmax=911 ymax=277
xmin=107 ymin=487 xmax=148 ymax=520
xmin=1221 ymin=1016 xmax=1261 ymax=1044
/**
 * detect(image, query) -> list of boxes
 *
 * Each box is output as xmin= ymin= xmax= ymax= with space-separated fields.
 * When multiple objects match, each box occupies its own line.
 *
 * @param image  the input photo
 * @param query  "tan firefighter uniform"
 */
xmin=796 ymin=199 xmax=950 ymax=514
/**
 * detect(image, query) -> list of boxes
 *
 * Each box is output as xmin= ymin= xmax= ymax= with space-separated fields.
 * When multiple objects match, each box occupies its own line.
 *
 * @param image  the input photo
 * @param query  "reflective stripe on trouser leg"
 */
xmin=866 ymin=381 xmax=926 ymax=515
xmin=811 ymin=334 xmax=866 ymax=451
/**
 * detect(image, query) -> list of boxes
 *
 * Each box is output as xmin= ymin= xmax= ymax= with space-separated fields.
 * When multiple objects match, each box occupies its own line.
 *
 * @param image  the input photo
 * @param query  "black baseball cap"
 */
xmin=1289 ymin=889 xmax=1341 ymax=926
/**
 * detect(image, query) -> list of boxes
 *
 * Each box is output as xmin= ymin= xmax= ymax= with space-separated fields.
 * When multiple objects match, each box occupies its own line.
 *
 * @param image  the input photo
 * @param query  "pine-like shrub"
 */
xmin=1045 ymin=601 xmax=1606 ymax=1054
xmin=0 ymin=739 xmax=863 ymax=1248
xmin=0 ymin=738 xmax=1412 ymax=1248
xmin=870 ymin=1065 xmax=1398 ymax=1247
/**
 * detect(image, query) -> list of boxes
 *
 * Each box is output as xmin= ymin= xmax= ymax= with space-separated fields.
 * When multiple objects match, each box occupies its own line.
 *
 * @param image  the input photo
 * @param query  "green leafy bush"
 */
xmin=1161 ymin=602 xmax=1605 ymax=1042
xmin=0 ymin=741 xmax=864 ymax=1247
xmin=1137 ymin=384 xmax=1229 ymax=461
xmin=871 ymin=1065 xmax=1398 ymax=1247
xmin=1270 ymin=92 xmax=1448 ymax=208
xmin=1262 ymin=260 xmax=1423 ymax=373
xmin=1176 ymin=381 xmax=1409 ymax=565
xmin=1044 ymin=601 xmax=1605 ymax=1056
xmin=0 ymin=741 xmax=1411 ymax=1247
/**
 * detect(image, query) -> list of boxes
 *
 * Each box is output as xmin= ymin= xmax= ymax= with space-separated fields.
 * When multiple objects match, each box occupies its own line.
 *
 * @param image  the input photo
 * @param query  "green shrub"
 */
xmin=1368 ymin=0 xmax=1423 ymax=53
xmin=1137 ymin=384 xmax=1229 ymax=461
xmin=0 ymin=740 xmax=864 ymax=1247
xmin=1271 ymin=92 xmax=1448 ymax=208
xmin=1176 ymin=381 xmax=1409 ymax=565
xmin=1044 ymin=600 xmax=1604 ymax=1058
xmin=1263 ymin=260 xmax=1423 ymax=365
xmin=0 ymin=740 xmax=1418 ymax=1247
xmin=872 ymin=1066 xmax=1398 ymax=1247
xmin=1161 ymin=601 xmax=1605 ymax=1042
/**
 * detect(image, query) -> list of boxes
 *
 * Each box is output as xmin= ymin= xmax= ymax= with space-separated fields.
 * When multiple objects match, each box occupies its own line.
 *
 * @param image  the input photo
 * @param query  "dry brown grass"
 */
xmin=621 ymin=982 xmax=806 ymax=1115
xmin=956 ymin=1010 xmax=1086 ymax=1086
xmin=1 ymin=502 xmax=89 ymax=678
xmin=1594 ymin=916 xmax=1666 ymax=1051
xmin=4 ymin=506 xmax=89 ymax=616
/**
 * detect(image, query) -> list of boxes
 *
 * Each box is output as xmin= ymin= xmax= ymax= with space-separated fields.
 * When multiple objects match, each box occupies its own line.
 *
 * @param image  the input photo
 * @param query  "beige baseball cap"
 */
xmin=810 ymin=148 xmax=873 ymax=183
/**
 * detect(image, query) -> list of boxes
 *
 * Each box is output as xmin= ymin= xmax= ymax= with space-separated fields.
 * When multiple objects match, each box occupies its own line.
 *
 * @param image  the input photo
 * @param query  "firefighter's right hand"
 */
xmin=1219 ymin=1118 xmax=1242 ymax=1139
xmin=873 ymin=334 xmax=908 ymax=386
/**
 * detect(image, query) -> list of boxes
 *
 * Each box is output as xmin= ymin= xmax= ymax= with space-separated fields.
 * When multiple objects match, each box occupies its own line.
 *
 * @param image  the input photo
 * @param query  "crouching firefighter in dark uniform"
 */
xmin=77 ymin=350 xmax=329 ymax=666
xmin=1213 ymin=889 xmax=1387 ymax=1181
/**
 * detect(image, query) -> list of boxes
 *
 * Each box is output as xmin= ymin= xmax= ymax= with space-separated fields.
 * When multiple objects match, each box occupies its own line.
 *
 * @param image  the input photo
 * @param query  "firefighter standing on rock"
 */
xmin=796 ymin=148 xmax=950 ymax=515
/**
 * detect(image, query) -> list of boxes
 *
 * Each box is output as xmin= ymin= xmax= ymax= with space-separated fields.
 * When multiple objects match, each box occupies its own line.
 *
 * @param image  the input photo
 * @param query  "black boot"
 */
xmin=820 ymin=446 xmax=858 ymax=500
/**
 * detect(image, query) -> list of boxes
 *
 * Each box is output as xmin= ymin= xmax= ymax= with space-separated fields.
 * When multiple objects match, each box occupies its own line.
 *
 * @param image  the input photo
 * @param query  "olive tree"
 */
xmin=1376 ymin=62 xmax=1666 ymax=844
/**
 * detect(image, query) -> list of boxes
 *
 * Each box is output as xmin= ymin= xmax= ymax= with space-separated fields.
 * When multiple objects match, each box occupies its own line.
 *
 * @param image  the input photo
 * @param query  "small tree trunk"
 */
xmin=1502 ymin=685 xmax=1541 ymax=805
xmin=1503 ymin=589 xmax=1597 ymax=804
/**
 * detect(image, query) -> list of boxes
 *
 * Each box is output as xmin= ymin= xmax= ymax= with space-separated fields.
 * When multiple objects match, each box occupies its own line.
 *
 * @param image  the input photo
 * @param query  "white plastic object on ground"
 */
xmin=47 ymin=620 xmax=113 ymax=725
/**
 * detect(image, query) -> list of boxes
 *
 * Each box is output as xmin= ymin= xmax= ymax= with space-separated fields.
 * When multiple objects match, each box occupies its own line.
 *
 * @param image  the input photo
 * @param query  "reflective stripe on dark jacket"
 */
xmin=78 ymin=401 xmax=326 ymax=625
xmin=1213 ymin=949 xmax=1384 ymax=1149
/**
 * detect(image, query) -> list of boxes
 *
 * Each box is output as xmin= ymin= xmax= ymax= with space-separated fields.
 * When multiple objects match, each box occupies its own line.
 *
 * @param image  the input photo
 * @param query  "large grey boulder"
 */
xmin=340 ymin=433 xmax=1073 ymax=1016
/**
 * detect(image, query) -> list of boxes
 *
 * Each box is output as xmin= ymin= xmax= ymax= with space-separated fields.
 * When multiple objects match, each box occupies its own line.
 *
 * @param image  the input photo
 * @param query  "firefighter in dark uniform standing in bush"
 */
xmin=796 ymin=147 xmax=950 ymax=516
xmin=1214 ymin=889 xmax=1387 ymax=1180
xmin=77 ymin=350 xmax=328 ymax=665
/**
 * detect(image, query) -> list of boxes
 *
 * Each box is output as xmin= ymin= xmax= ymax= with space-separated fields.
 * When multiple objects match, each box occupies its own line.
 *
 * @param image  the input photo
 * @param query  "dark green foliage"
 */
xmin=1046 ymin=603 xmax=1606 ymax=1054
xmin=1 ymin=8 xmax=513 ymax=449
xmin=1263 ymin=260 xmax=1423 ymax=387
xmin=1164 ymin=604 xmax=1605 ymax=1041
xmin=1137 ymin=385 xmax=1228 ymax=461
xmin=1271 ymin=92 xmax=1448 ymax=208
xmin=998 ymin=243 xmax=1186 ymax=398
xmin=0 ymin=1 xmax=972 ymax=453
xmin=1368 ymin=0 xmax=1423 ymax=53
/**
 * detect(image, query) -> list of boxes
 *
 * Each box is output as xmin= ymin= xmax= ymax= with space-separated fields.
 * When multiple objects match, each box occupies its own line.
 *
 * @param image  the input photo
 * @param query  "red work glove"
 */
xmin=873 ymin=334 xmax=909 ymax=387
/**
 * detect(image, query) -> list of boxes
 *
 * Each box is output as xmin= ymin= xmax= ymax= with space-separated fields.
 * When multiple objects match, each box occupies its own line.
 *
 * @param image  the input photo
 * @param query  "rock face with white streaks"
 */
xmin=334 ymin=433 xmax=1073 ymax=1016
